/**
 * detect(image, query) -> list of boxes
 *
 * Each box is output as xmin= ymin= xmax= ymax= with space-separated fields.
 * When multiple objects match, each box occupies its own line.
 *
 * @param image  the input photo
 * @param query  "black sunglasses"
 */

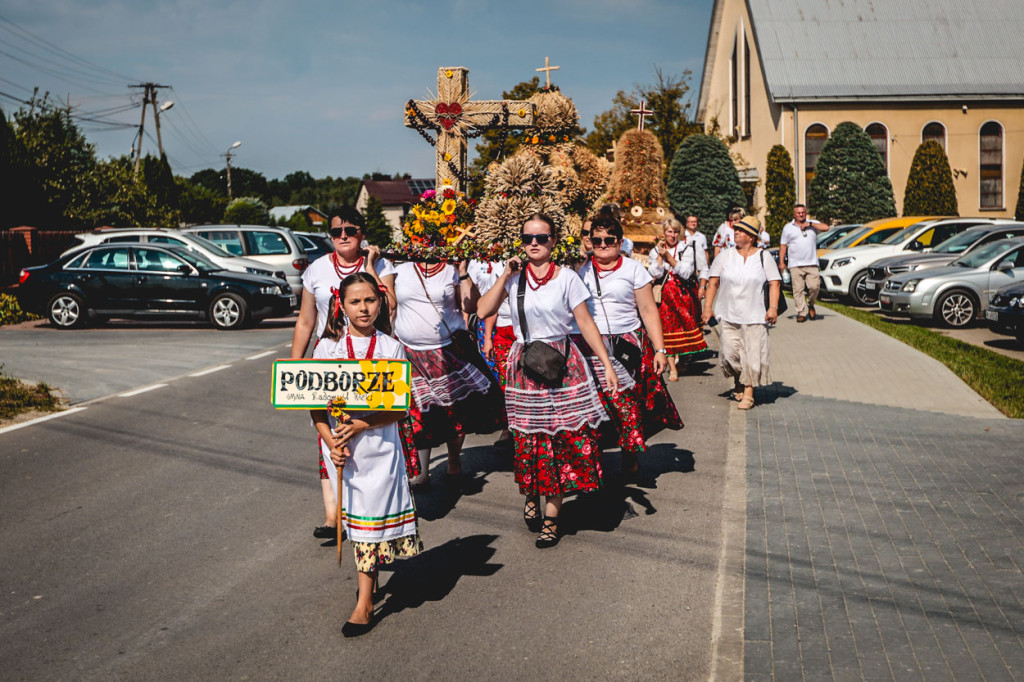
xmin=521 ymin=233 xmax=552 ymax=245
xmin=329 ymin=226 xmax=361 ymax=238
xmin=580 ymin=229 xmax=590 ymax=237
xmin=591 ymin=236 xmax=619 ymax=247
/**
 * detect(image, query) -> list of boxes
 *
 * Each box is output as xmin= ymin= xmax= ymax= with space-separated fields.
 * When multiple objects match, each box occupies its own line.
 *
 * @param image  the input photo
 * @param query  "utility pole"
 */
xmin=129 ymin=82 xmax=170 ymax=176
xmin=222 ymin=141 xmax=242 ymax=199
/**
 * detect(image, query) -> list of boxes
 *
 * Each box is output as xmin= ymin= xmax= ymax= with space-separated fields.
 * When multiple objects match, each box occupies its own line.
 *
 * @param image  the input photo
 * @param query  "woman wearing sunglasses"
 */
xmin=575 ymin=211 xmax=683 ymax=478
xmin=477 ymin=213 xmax=616 ymax=548
xmin=392 ymin=251 xmax=504 ymax=492
xmin=648 ymin=217 xmax=710 ymax=381
xmin=290 ymin=206 xmax=399 ymax=542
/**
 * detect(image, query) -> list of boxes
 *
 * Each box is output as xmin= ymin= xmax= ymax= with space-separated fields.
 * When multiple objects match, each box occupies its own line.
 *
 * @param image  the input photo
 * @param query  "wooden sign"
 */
xmin=271 ymin=359 xmax=412 ymax=410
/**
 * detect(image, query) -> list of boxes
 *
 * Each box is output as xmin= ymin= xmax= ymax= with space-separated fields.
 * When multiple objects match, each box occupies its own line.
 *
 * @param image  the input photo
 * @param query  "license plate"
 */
xmin=985 ymin=309 xmax=999 ymax=321
xmin=879 ymin=295 xmax=891 ymax=305
xmin=865 ymin=281 xmax=876 ymax=291
xmin=288 ymin=295 xmax=297 ymax=306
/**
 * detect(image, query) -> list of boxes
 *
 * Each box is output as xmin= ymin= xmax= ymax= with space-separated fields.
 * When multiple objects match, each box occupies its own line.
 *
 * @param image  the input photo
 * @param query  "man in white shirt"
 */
xmin=778 ymin=204 xmax=829 ymax=322
xmin=712 ymin=207 xmax=744 ymax=259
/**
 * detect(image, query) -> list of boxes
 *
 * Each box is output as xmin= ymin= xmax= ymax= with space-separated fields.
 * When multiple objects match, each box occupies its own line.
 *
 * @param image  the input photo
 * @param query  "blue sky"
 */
xmin=1 ymin=0 xmax=713 ymax=181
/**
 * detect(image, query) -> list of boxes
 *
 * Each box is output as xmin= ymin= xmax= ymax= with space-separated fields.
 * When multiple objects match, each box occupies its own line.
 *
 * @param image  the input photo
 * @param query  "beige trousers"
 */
xmin=719 ymin=320 xmax=772 ymax=387
xmin=790 ymin=266 xmax=821 ymax=316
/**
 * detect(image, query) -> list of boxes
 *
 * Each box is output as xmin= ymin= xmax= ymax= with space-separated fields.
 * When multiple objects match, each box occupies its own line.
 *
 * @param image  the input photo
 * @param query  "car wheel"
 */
xmin=849 ymin=271 xmax=875 ymax=306
xmin=47 ymin=293 xmax=88 ymax=329
xmin=209 ymin=292 xmax=248 ymax=330
xmin=934 ymin=290 xmax=977 ymax=328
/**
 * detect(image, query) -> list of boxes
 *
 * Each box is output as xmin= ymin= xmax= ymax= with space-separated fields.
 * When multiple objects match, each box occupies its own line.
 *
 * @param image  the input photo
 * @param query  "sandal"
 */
xmin=535 ymin=517 xmax=560 ymax=549
xmin=523 ymin=497 xmax=543 ymax=533
xmin=737 ymin=396 xmax=755 ymax=410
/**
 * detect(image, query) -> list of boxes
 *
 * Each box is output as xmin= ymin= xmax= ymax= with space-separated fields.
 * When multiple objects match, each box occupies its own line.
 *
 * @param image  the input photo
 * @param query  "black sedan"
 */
xmin=985 ymin=281 xmax=1024 ymax=346
xmin=16 ymin=244 xmax=296 ymax=330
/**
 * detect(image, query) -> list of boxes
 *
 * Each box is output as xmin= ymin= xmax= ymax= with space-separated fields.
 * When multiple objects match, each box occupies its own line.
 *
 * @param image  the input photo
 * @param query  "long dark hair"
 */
xmin=323 ymin=272 xmax=392 ymax=340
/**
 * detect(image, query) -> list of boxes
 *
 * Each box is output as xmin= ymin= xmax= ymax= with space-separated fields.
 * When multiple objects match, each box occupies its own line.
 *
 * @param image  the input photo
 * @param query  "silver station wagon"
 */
xmin=879 ymin=237 xmax=1024 ymax=328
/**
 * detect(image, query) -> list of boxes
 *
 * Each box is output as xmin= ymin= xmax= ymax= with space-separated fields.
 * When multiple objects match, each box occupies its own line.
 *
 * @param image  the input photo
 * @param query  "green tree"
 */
xmin=1017 ymin=157 xmax=1024 ymax=221
xmin=764 ymin=145 xmax=796 ymax=242
xmin=223 ymin=196 xmax=270 ymax=225
xmin=585 ymin=68 xmax=701 ymax=174
xmin=176 ymin=176 xmax=226 ymax=224
xmin=0 ymin=106 xmax=46 ymax=227
xmin=809 ymin=121 xmax=895 ymax=224
xmin=363 ymin=195 xmax=391 ymax=246
xmin=903 ymin=141 xmax=958 ymax=217
xmin=70 ymin=157 xmax=159 ymax=228
xmin=667 ymin=134 xmax=747 ymax=237
xmin=140 ymin=153 xmax=181 ymax=225
xmin=282 ymin=210 xmax=312 ymax=232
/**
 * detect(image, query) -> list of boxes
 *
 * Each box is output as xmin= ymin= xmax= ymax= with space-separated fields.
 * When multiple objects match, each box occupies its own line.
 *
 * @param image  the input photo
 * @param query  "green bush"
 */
xmin=1015 ymin=156 xmax=1024 ymax=221
xmin=223 ymin=196 xmax=270 ymax=225
xmin=667 ymin=134 xmax=747 ymax=238
xmin=764 ymin=145 xmax=796 ymax=243
xmin=809 ymin=121 xmax=895 ymax=224
xmin=903 ymin=141 xmax=958 ymax=217
xmin=0 ymin=368 xmax=59 ymax=419
xmin=0 ymin=293 xmax=40 ymax=326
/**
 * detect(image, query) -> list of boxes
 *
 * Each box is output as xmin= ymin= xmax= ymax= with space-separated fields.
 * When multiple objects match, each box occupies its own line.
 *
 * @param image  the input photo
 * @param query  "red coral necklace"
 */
xmin=593 ymin=256 xmax=623 ymax=278
xmin=346 ymin=331 xmax=377 ymax=359
xmin=332 ymin=252 xmax=363 ymax=278
xmin=526 ymin=262 xmax=556 ymax=290
xmin=416 ymin=262 xmax=445 ymax=278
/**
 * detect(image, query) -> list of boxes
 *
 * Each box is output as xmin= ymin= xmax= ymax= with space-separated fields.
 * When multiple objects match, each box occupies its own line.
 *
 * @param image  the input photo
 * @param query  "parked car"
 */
xmin=816 ymin=224 xmax=862 ymax=251
xmin=819 ymin=217 xmax=977 ymax=305
xmin=293 ymin=231 xmax=333 ymax=261
xmin=879 ymin=236 xmax=1024 ymax=328
xmin=818 ymin=216 xmax=929 ymax=258
xmin=16 ymin=243 xmax=296 ymax=330
xmin=864 ymin=222 xmax=1024 ymax=294
xmin=985 ymin=280 xmax=1024 ymax=346
xmin=62 ymin=228 xmax=288 ymax=284
xmin=183 ymin=225 xmax=308 ymax=295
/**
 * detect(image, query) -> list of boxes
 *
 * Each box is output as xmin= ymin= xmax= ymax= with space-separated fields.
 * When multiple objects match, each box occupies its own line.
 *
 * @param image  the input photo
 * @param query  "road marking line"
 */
xmin=0 ymin=407 xmax=88 ymax=436
xmin=118 ymin=384 xmax=169 ymax=398
xmin=246 ymin=350 xmax=277 ymax=360
xmin=189 ymin=365 xmax=230 ymax=377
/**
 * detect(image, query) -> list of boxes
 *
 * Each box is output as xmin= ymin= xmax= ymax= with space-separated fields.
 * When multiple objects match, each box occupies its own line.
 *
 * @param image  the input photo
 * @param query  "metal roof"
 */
xmin=748 ymin=0 xmax=1024 ymax=102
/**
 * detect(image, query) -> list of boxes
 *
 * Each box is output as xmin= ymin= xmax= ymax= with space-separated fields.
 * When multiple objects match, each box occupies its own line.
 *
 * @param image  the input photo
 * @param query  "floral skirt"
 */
xmin=352 ymin=529 xmax=423 ymax=572
xmin=660 ymin=275 xmax=709 ymax=358
xmin=492 ymin=325 xmax=516 ymax=390
xmin=512 ymin=428 xmax=603 ymax=497
xmin=503 ymin=339 xmax=608 ymax=436
xmin=635 ymin=328 xmax=685 ymax=436
xmin=406 ymin=341 xmax=504 ymax=448
xmin=570 ymin=332 xmax=645 ymax=455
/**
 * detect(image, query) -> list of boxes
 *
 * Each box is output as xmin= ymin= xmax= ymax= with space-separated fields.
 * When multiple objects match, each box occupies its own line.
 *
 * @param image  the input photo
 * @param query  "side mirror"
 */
xmin=177 ymin=264 xmax=192 ymax=275
xmin=996 ymin=260 xmax=1014 ymax=272
xmin=907 ymin=239 xmax=924 ymax=252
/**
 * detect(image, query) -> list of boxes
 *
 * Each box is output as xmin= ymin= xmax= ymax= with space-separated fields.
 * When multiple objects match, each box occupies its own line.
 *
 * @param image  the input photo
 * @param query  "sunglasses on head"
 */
xmin=591 ymin=236 xmax=619 ymax=247
xmin=329 ymin=226 xmax=361 ymax=238
xmin=521 ymin=233 xmax=552 ymax=245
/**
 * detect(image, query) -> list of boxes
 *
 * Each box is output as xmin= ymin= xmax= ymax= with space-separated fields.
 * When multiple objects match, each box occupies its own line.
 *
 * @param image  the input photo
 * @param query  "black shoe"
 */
xmin=313 ymin=525 xmax=337 ymax=539
xmin=523 ymin=497 xmax=543 ymax=533
xmin=535 ymin=518 xmax=560 ymax=549
xmin=410 ymin=478 xmax=432 ymax=493
xmin=342 ymin=614 xmax=376 ymax=638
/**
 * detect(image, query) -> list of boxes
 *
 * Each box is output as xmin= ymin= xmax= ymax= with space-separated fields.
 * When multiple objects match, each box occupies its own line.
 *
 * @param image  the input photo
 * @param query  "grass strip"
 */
xmin=0 ymin=371 xmax=60 ymax=420
xmin=818 ymin=301 xmax=1024 ymax=418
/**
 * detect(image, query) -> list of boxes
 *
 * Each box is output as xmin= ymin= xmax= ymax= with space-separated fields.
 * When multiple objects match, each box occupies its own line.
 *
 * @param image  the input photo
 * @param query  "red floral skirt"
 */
xmin=636 ymin=327 xmax=685 ymax=437
xmin=512 ymin=428 xmax=603 ymax=497
xmin=570 ymin=332 xmax=646 ymax=455
xmin=492 ymin=325 xmax=516 ymax=390
xmin=660 ymin=275 xmax=709 ymax=357
xmin=405 ymin=341 xmax=504 ymax=448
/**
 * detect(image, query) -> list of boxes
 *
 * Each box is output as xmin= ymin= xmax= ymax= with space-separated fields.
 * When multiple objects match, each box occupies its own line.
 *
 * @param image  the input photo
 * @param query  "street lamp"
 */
xmin=223 ymin=141 xmax=242 ymax=199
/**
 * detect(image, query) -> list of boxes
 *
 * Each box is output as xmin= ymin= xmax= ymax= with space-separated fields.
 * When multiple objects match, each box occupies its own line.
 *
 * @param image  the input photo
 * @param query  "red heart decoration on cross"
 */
xmin=435 ymin=102 xmax=462 ymax=130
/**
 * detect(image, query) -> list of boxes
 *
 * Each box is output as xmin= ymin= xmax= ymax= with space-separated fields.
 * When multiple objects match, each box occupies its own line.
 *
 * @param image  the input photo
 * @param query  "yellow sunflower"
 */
xmin=441 ymin=199 xmax=457 ymax=215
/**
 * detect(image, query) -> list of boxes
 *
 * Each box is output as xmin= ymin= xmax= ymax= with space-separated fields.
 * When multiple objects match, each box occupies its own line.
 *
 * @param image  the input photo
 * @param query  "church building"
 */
xmin=697 ymin=0 xmax=1024 ymax=219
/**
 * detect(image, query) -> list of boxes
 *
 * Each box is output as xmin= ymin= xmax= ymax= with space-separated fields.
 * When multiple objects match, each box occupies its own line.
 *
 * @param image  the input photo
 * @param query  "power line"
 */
xmin=169 ymin=87 xmax=218 ymax=153
xmin=0 ymin=48 xmax=120 ymax=96
xmin=0 ymin=36 xmax=126 ymax=87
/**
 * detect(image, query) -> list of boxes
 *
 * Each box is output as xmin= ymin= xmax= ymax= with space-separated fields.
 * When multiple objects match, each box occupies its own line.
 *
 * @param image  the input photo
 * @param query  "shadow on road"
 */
xmin=412 ymin=444 xmax=511 ymax=521
xmin=376 ymin=534 xmax=502 ymax=619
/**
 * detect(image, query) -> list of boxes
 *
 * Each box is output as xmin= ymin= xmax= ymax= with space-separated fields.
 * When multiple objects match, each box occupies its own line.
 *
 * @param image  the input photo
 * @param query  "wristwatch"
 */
xmin=655 ymin=348 xmax=668 ymax=354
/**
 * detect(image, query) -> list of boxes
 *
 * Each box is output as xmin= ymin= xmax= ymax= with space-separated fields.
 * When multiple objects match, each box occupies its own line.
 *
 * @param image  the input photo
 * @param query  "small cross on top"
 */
xmin=630 ymin=100 xmax=654 ymax=131
xmin=536 ymin=56 xmax=560 ymax=88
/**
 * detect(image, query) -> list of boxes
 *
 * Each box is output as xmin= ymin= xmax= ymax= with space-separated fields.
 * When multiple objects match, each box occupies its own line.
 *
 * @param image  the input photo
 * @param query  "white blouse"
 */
xmin=301 ymin=253 xmax=396 ymax=339
xmin=647 ymin=241 xmax=709 ymax=281
xmin=577 ymin=258 xmax=652 ymax=335
xmin=393 ymin=262 xmax=466 ymax=350
xmin=504 ymin=267 xmax=591 ymax=343
xmin=468 ymin=259 xmax=513 ymax=327
xmin=709 ymin=248 xmax=782 ymax=325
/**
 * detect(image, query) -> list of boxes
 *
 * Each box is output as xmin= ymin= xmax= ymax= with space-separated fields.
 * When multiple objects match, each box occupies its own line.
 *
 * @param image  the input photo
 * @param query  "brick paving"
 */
xmin=736 ymin=308 xmax=1024 ymax=681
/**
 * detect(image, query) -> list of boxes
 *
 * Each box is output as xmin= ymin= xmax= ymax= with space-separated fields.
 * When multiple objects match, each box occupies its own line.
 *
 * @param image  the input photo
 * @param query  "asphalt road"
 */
xmin=0 ymin=324 xmax=730 ymax=680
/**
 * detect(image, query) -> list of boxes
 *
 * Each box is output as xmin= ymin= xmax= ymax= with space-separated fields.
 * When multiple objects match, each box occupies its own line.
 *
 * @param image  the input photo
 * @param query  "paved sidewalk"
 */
xmin=720 ymin=304 xmax=1024 ymax=680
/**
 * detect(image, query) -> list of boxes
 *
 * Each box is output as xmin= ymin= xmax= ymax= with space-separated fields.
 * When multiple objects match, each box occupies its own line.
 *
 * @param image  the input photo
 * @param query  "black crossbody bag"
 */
xmin=589 ymin=264 xmax=643 ymax=374
xmin=516 ymin=269 xmax=568 ymax=386
xmin=760 ymin=250 xmax=788 ymax=316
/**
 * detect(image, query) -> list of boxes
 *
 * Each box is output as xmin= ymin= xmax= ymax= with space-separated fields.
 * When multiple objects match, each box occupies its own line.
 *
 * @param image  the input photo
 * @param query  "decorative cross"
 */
xmin=536 ymin=56 xmax=560 ymax=88
xmin=405 ymin=66 xmax=535 ymax=193
xmin=630 ymin=100 xmax=654 ymax=131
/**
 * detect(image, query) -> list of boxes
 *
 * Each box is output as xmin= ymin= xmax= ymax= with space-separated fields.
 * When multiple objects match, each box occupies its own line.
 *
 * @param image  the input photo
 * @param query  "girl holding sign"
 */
xmin=311 ymin=272 xmax=421 ymax=637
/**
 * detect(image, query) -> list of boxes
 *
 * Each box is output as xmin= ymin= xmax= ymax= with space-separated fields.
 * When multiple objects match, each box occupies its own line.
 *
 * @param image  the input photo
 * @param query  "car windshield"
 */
xmin=932 ymin=230 xmax=986 ymax=254
xmin=882 ymin=222 xmax=931 ymax=245
xmin=830 ymin=226 xmax=871 ymax=249
xmin=167 ymin=246 xmax=220 ymax=271
xmin=818 ymin=228 xmax=852 ymax=247
xmin=186 ymin=233 xmax=235 ymax=257
xmin=950 ymin=240 xmax=1018 ymax=268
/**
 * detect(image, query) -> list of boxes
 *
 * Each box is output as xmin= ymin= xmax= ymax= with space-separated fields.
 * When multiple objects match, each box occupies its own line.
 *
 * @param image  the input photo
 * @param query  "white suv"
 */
xmin=184 ymin=225 xmax=308 ymax=295
xmin=62 ymin=228 xmax=288 ymax=283
xmin=820 ymin=218 xmax=981 ymax=305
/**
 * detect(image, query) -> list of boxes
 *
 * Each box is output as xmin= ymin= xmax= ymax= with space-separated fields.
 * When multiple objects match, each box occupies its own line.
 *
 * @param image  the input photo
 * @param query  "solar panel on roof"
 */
xmin=407 ymin=179 xmax=435 ymax=196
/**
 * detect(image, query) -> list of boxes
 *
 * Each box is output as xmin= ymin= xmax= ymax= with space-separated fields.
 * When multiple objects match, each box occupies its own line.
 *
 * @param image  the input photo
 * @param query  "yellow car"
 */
xmin=817 ymin=216 xmax=943 ymax=257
